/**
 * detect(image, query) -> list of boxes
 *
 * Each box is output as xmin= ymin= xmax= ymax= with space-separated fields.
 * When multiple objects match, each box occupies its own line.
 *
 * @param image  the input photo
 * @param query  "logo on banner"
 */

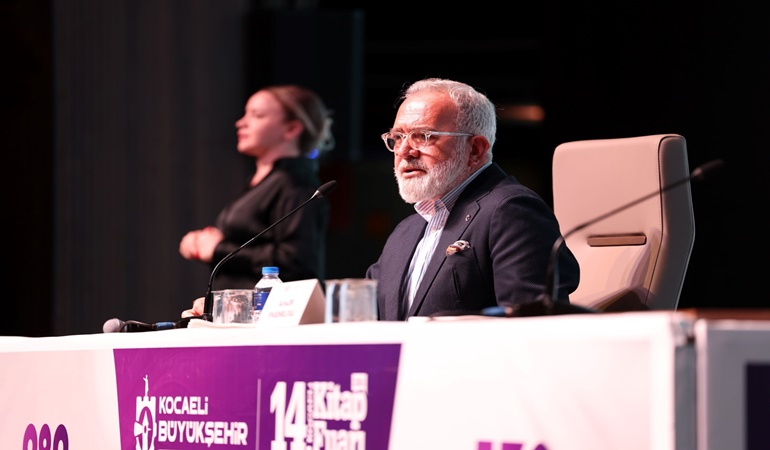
xmin=129 ymin=374 xmax=244 ymax=449
xmin=134 ymin=375 xmax=157 ymax=450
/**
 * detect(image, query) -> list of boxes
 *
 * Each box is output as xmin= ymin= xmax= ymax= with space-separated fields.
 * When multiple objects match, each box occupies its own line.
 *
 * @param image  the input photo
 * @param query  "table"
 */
xmin=2 ymin=311 xmax=768 ymax=450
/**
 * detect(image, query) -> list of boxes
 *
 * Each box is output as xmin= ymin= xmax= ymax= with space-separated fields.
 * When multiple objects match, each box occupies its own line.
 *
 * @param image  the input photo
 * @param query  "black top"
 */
xmin=210 ymin=157 xmax=328 ymax=289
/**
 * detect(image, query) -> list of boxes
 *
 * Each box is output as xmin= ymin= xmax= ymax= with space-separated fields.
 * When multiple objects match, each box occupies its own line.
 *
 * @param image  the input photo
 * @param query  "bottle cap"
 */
xmin=262 ymin=266 xmax=279 ymax=275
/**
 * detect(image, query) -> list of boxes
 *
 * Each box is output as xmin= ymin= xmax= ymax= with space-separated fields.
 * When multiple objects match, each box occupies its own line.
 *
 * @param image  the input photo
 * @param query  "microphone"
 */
xmin=429 ymin=160 xmax=723 ymax=320
xmin=529 ymin=158 xmax=726 ymax=316
xmin=197 ymin=180 xmax=338 ymax=322
xmin=102 ymin=318 xmax=183 ymax=333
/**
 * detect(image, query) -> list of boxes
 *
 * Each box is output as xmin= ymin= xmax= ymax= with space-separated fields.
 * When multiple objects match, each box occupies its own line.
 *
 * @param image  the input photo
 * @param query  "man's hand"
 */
xmin=181 ymin=296 xmax=206 ymax=318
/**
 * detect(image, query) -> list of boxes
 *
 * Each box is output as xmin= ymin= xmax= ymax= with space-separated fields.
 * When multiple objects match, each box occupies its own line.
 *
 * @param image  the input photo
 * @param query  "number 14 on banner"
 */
xmin=269 ymin=376 xmax=370 ymax=450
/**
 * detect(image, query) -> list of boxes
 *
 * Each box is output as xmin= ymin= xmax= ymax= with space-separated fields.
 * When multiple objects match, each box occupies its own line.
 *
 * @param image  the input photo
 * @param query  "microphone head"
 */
xmin=691 ymin=159 xmax=725 ymax=181
xmin=314 ymin=180 xmax=337 ymax=198
xmin=103 ymin=318 xmax=124 ymax=333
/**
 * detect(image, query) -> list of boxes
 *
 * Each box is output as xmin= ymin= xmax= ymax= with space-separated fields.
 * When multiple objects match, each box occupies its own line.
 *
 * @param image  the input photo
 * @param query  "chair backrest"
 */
xmin=552 ymin=134 xmax=695 ymax=311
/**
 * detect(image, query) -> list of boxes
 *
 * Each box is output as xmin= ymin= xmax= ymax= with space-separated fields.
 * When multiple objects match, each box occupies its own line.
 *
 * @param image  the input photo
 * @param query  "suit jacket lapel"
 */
xmin=407 ymin=197 xmax=480 ymax=317
xmin=404 ymin=163 xmax=507 ymax=318
xmin=383 ymin=218 xmax=425 ymax=320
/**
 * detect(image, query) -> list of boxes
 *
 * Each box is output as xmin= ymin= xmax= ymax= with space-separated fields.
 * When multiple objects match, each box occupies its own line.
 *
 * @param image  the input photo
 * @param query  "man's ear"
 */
xmin=468 ymin=135 xmax=490 ymax=165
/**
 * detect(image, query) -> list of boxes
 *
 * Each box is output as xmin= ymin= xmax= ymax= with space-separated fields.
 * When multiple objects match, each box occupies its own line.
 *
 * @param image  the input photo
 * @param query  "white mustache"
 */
xmin=398 ymin=161 xmax=428 ymax=173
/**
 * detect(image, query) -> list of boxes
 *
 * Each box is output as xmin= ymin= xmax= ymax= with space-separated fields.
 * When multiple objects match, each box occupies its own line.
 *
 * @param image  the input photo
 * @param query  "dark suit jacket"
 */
xmin=366 ymin=163 xmax=580 ymax=320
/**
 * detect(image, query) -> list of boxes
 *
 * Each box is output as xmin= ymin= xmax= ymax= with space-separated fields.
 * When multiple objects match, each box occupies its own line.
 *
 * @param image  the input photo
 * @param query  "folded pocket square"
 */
xmin=446 ymin=240 xmax=471 ymax=256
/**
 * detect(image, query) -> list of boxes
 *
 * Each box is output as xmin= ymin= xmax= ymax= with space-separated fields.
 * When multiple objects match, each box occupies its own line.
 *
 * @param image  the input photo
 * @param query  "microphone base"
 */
xmin=429 ymin=300 xmax=598 ymax=319
xmin=490 ymin=299 xmax=598 ymax=318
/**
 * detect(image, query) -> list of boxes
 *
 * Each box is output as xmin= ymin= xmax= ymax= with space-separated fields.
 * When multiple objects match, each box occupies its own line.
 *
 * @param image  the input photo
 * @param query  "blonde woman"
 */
xmin=179 ymin=85 xmax=334 ymax=289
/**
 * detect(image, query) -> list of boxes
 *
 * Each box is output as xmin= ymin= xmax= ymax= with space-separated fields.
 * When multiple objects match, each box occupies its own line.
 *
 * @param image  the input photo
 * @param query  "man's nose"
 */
xmin=393 ymin=140 xmax=418 ymax=157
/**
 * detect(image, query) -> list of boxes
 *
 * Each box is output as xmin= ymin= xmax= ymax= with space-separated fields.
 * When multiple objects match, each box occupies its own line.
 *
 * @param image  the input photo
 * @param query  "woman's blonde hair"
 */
xmin=262 ymin=85 xmax=335 ymax=156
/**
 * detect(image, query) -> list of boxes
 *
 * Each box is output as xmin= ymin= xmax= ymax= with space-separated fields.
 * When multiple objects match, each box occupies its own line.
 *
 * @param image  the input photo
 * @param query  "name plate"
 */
xmin=258 ymin=279 xmax=325 ymax=327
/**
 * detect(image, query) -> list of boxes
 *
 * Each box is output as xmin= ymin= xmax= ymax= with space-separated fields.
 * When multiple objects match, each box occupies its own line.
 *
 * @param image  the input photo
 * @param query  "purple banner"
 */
xmin=114 ymin=344 xmax=401 ymax=450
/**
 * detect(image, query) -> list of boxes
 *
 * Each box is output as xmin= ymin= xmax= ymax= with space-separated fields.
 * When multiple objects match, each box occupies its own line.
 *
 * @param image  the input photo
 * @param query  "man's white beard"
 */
xmin=395 ymin=146 xmax=469 ymax=204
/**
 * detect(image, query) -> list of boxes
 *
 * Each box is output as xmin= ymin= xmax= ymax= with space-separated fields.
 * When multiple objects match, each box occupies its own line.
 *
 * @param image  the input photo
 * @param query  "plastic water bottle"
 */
xmin=253 ymin=266 xmax=282 ymax=322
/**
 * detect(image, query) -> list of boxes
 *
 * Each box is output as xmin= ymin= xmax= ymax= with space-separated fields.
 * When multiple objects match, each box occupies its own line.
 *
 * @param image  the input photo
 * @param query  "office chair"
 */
xmin=552 ymin=134 xmax=695 ymax=311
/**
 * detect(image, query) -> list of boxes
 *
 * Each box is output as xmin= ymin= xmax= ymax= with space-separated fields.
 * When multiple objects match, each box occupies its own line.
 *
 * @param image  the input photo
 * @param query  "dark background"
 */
xmin=3 ymin=1 xmax=768 ymax=337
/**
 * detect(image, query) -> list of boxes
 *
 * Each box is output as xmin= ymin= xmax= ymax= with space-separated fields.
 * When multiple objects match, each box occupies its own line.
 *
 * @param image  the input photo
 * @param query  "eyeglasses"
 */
xmin=380 ymin=130 xmax=473 ymax=152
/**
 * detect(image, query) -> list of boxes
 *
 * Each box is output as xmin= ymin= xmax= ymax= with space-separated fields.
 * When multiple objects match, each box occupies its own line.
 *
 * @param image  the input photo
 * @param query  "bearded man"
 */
xmin=367 ymin=78 xmax=581 ymax=320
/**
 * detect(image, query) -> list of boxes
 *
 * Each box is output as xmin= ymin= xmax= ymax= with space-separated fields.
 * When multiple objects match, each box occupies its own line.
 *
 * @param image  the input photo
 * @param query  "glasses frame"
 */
xmin=381 ymin=130 xmax=474 ymax=152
